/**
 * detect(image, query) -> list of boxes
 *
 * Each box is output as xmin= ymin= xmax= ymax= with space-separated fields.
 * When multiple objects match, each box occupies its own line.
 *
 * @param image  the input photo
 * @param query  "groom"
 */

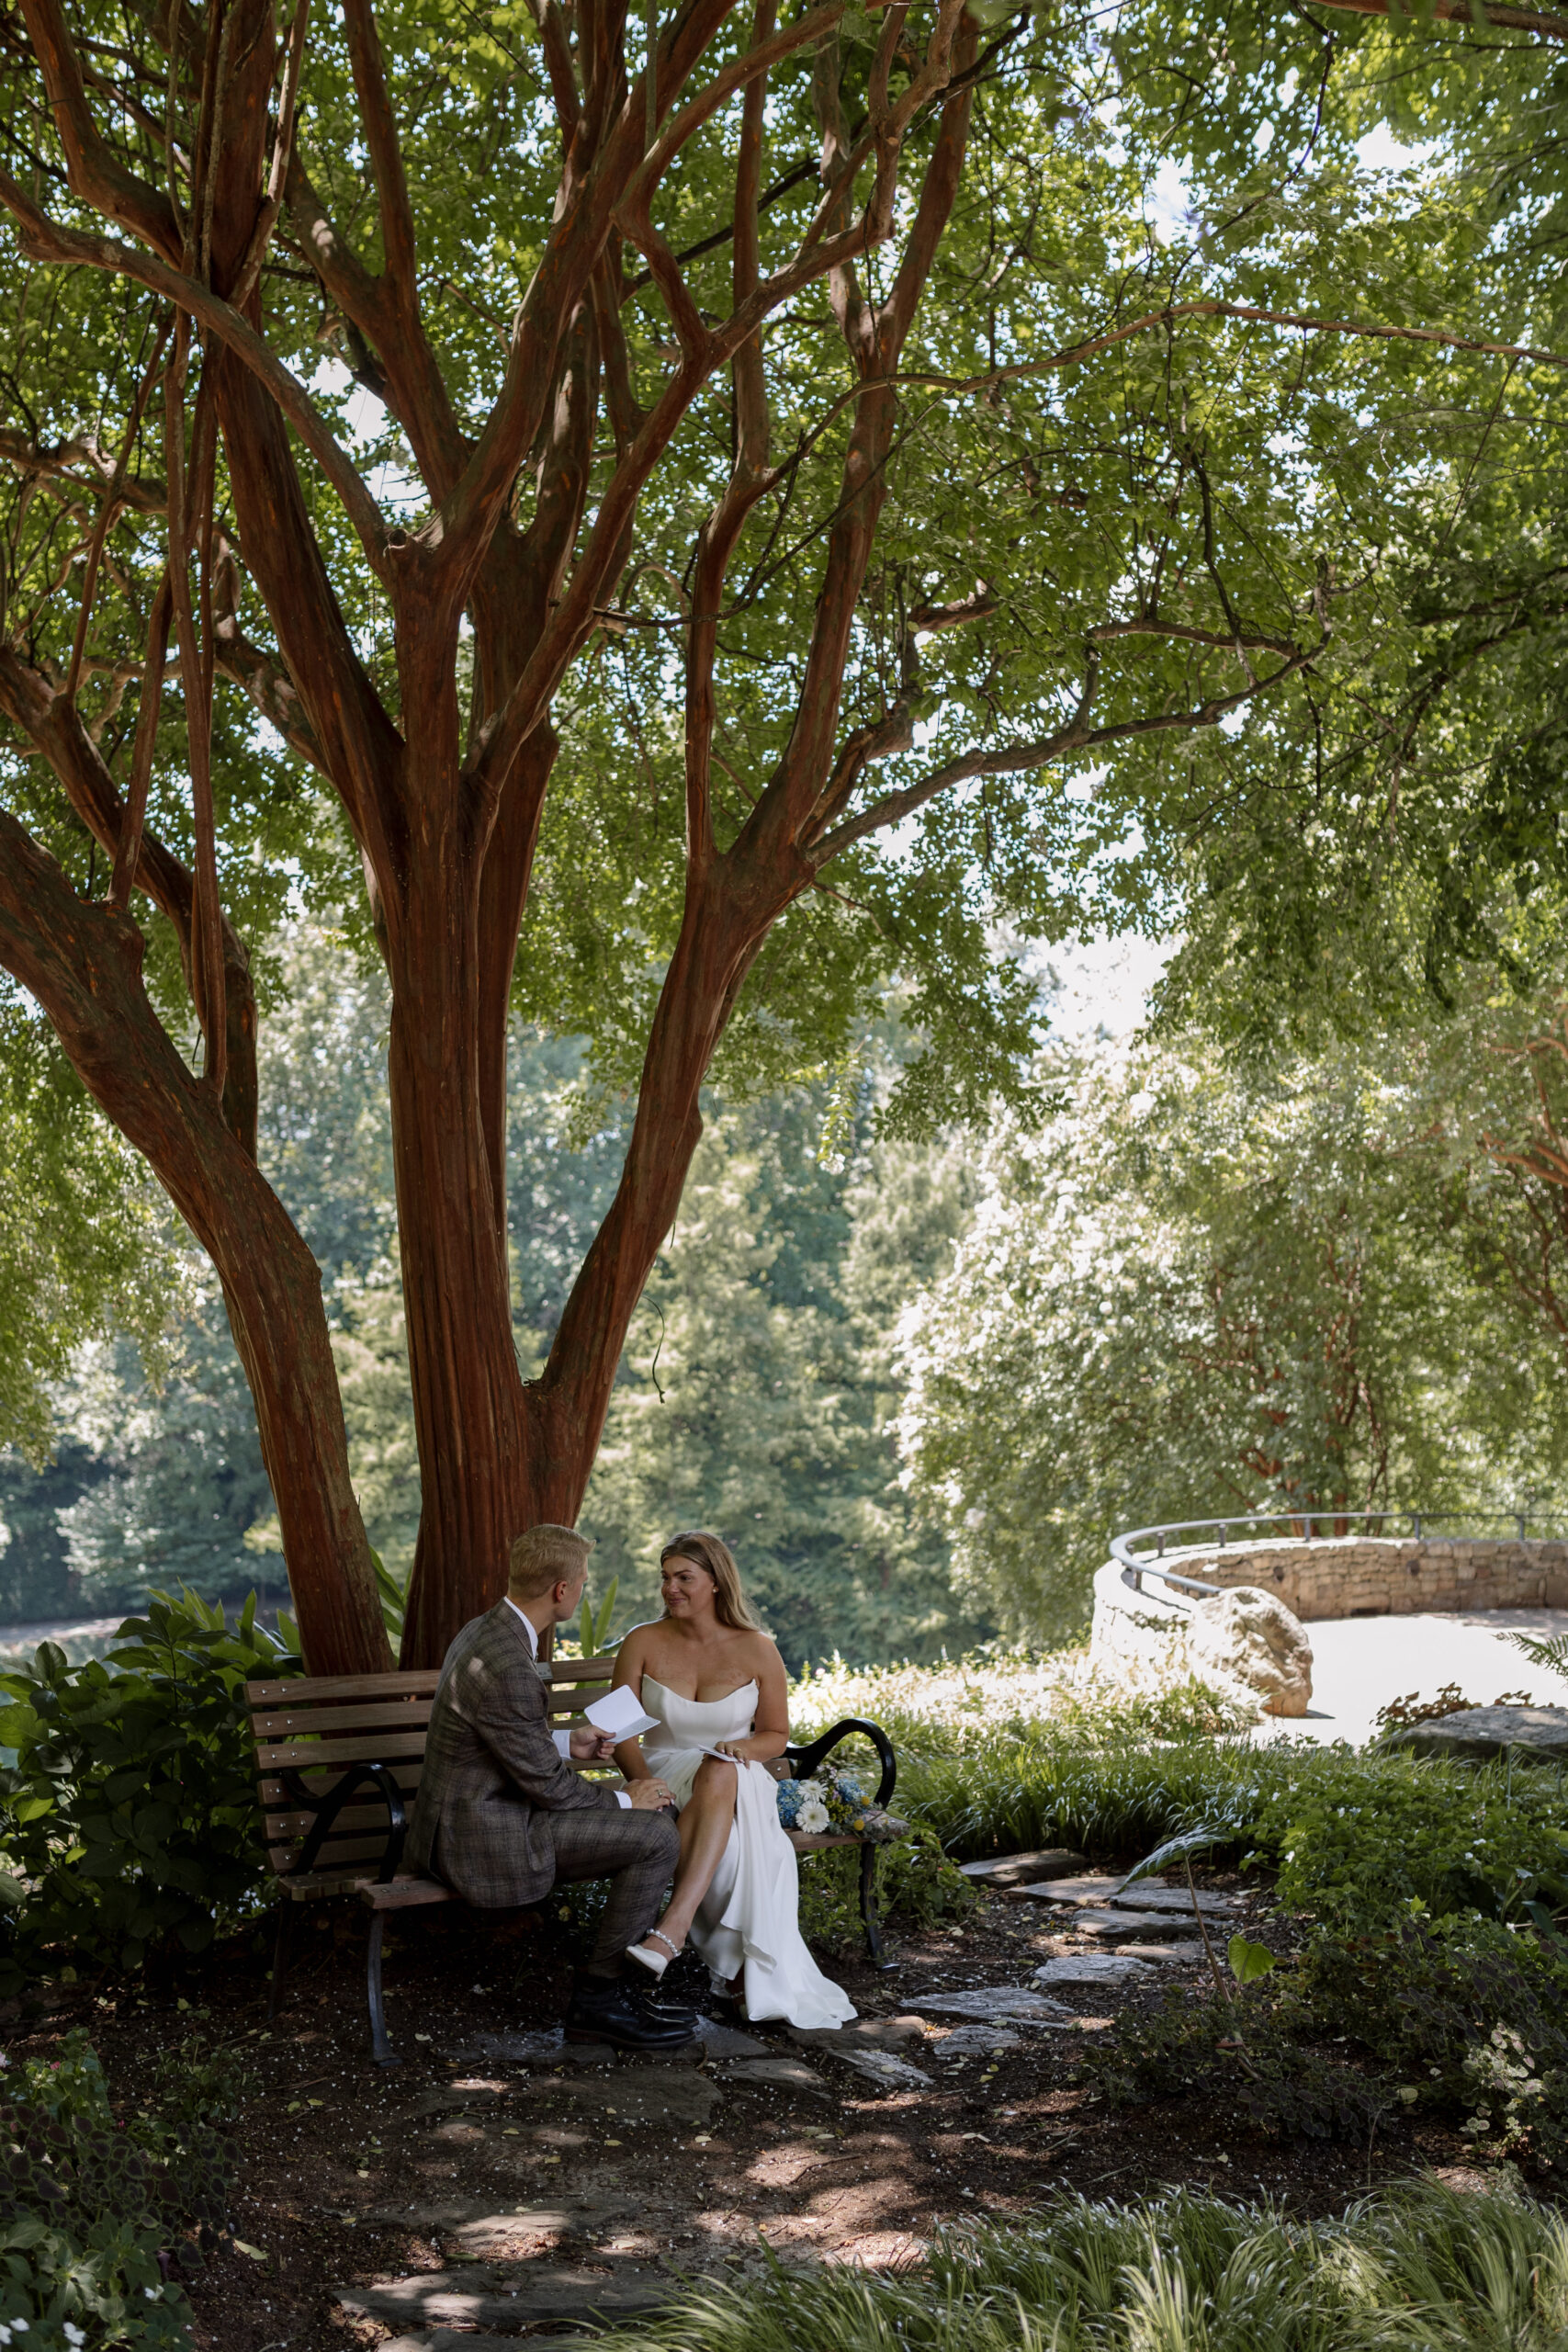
xmin=407 ymin=1523 xmax=691 ymax=2052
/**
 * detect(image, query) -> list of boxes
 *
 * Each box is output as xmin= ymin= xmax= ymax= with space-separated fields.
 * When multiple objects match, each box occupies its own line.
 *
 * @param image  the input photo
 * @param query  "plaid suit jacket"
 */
xmin=407 ymin=1600 xmax=618 ymax=1906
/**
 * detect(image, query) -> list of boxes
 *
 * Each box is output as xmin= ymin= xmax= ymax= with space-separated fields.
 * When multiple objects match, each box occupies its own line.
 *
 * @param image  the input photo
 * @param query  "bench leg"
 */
xmin=859 ymin=1845 xmax=897 ymax=1972
xmin=267 ymin=1901 xmax=295 ymax=2022
xmin=366 ymin=1914 xmax=400 ymax=2067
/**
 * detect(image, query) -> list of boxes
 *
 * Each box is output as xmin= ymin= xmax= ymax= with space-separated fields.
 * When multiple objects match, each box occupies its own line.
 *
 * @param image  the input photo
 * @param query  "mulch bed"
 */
xmin=0 ymin=1878 xmax=1520 ymax=2349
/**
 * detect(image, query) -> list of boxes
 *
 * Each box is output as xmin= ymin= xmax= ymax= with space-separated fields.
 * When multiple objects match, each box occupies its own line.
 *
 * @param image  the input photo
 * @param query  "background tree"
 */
xmin=0 ymin=0 xmax=1349 ymax=1666
xmin=898 ymin=1027 xmax=1568 ymax=1639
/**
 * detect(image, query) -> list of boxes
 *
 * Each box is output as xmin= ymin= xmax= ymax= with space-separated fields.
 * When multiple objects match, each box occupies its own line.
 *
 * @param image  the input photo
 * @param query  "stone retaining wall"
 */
xmin=1139 ymin=1534 xmax=1568 ymax=1622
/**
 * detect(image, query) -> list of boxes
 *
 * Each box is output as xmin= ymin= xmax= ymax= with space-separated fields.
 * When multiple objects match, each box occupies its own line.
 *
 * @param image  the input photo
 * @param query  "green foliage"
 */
xmin=0 ymin=2025 xmax=250 ymax=2346
xmin=1097 ymin=1910 xmax=1568 ymax=2170
xmin=898 ymin=1020 xmax=1568 ymax=1639
xmin=0 ymin=1590 xmax=299 ymax=1990
xmin=0 ymin=999 xmax=180 ymax=1468
xmin=49 ymin=1316 xmax=279 ymax=1615
xmin=583 ymin=2179 xmax=1568 ymax=2351
xmin=795 ymin=1825 xmax=976 ymax=1954
xmin=553 ymin=1577 xmax=622 ymax=1665
xmin=1090 ymin=1989 xmax=1394 ymax=2146
xmin=1511 ymin=1630 xmax=1568 ymax=1680
xmin=583 ymin=1096 xmax=987 ymax=1668
xmin=368 ymin=1549 xmax=408 ymax=1649
xmin=902 ymin=1714 xmax=1568 ymax=1939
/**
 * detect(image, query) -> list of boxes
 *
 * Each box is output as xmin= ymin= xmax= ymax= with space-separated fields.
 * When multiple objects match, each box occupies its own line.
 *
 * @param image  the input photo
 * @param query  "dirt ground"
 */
xmin=4 ymin=1879 xmax=1517 ymax=2350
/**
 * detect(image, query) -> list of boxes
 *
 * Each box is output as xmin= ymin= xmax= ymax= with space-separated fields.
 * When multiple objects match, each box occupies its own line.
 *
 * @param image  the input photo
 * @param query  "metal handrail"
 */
xmin=1111 ymin=1507 xmax=1556 ymax=1599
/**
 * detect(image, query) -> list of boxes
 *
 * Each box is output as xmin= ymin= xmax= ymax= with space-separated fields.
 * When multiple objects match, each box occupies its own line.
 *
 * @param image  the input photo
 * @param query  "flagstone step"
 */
xmin=957 ymin=1849 xmax=1089 ymax=1885
xmin=905 ymin=1987 xmax=1076 ymax=2022
xmin=1073 ymin=1910 xmax=1204 ymax=1944
xmin=336 ymin=2260 xmax=669 ymax=2335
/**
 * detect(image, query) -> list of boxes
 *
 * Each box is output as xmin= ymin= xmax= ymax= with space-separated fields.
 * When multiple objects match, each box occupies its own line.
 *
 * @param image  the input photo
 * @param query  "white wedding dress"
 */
xmin=640 ymin=1675 xmax=856 ymax=2030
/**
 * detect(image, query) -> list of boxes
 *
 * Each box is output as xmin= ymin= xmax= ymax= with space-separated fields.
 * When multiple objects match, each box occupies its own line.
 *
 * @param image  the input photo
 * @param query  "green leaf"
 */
xmin=1227 ymin=1935 xmax=1276 ymax=1985
xmin=1115 ymin=1826 xmax=1233 ymax=1892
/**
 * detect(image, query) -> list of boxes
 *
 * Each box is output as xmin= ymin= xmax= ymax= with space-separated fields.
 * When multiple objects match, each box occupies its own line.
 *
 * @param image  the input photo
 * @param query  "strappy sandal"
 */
xmin=626 ymin=1927 xmax=683 ymax=1979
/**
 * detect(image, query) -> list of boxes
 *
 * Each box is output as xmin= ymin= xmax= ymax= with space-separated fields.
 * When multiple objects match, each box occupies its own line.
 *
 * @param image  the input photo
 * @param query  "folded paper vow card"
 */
xmin=583 ymin=1683 xmax=660 ymax=1740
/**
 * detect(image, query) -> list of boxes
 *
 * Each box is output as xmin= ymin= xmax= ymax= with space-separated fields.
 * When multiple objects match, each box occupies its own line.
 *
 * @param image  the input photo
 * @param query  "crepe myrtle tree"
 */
xmin=0 ymin=0 xmax=1457 ymax=1671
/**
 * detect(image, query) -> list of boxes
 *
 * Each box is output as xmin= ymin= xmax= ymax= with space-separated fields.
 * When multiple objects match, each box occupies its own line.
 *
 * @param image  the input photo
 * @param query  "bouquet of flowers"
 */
xmin=774 ymin=1762 xmax=908 ymax=1842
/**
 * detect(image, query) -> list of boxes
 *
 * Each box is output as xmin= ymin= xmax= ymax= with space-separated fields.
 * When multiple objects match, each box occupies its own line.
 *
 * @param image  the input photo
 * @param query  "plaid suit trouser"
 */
xmin=538 ymin=1804 xmax=681 ymax=1973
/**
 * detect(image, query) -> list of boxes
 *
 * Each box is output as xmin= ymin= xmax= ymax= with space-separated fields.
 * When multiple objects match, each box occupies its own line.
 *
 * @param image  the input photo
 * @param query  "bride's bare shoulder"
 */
xmin=736 ymin=1630 xmax=784 ymax=1675
xmin=612 ymin=1621 xmax=659 ymax=1671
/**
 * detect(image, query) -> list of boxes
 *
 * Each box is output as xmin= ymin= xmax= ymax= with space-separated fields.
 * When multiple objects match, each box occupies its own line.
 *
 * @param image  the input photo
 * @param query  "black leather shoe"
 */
xmin=565 ymin=1976 xmax=695 ymax=2051
xmin=630 ymin=1980 xmax=699 ymax=2030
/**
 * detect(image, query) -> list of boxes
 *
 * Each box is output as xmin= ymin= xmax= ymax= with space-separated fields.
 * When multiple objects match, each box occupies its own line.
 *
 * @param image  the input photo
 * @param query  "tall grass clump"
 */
xmin=583 ymin=2178 xmax=1568 ymax=2351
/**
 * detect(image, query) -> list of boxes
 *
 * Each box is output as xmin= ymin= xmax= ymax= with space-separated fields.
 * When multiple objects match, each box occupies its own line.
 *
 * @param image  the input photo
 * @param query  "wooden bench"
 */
xmin=246 ymin=1655 xmax=898 ymax=2064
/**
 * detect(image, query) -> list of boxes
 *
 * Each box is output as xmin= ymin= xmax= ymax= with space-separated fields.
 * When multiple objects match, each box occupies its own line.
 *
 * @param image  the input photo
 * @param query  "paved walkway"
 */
xmin=1254 ymin=1606 xmax=1568 ymax=1747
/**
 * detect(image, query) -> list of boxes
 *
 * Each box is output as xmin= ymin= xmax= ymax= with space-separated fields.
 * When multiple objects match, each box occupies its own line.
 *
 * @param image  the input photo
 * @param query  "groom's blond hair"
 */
xmin=660 ymin=1532 xmax=762 ymax=1630
xmin=509 ymin=1522 xmax=593 ymax=1599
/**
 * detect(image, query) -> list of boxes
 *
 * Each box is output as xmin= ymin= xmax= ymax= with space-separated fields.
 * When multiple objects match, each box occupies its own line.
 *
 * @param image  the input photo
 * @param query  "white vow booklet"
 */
xmin=583 ymin=1683 xmax=660 ymax=1741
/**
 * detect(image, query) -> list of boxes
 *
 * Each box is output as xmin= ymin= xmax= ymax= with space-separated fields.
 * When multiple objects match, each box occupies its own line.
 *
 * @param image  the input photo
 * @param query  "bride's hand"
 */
xmin=713 ymin=1741 xmax=750 ymax=1762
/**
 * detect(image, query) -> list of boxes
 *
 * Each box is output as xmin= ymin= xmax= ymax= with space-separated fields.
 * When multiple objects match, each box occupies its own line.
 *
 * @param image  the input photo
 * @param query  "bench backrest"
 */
xmin=245 ymin=1656 xmax=616 ymax=1883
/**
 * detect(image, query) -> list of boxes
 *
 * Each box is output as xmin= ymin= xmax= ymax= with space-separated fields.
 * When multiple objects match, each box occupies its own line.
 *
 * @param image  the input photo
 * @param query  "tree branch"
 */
xmin=1307 ymin=0 xmax=1568 ymax=40
xmin=341 ymin=0 xmax=419 ymax=312
xmin=232 ymin=0 xmax=312 ymax=311
xmin=808 ymin=639 xmax=1321 ymax=862
xmin=19 ymin=0 xmax=183 ymax=258
xmin=0 ymin=171 xmax=391 ymax=576
xmin=0 ymin=637 xmax=259 ymax=1148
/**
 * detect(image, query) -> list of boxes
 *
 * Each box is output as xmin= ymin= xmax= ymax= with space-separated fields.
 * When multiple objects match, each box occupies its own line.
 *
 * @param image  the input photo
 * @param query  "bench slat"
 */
xmin=257 ymin=1763 xmax=422 ymax=1806
xmin=268 ymin=1832 xmax=400 ymax=1873
xmin=277 ymin=1867 xmax=449 ymax=1904
xmin=254 ymin=1731 xmax=429 ymax=1771
xmin=357 ymin=1876 xmax=455 ymax=1911
xmin=264 ymin=1797 xmax=419 ymax=1839
xmin=246 ymin=1672 xmax=441 ymax=1705
xmin=251 ymin=1699 xmax=435 ymax=1739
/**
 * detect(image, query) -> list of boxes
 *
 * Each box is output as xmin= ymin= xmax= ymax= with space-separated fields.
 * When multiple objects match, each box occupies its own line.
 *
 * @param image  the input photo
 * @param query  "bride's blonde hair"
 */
xmin=660 ymin=1532 xmax=762 ymax=1631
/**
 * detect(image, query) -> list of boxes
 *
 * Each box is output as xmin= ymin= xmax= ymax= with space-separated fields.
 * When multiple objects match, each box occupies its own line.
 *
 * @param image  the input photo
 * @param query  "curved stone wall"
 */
xmin=1126 ymin=1533 xmax=1568 ymax=1623
xmin=1090 ymin=1533 xmax=1568 ymax=1684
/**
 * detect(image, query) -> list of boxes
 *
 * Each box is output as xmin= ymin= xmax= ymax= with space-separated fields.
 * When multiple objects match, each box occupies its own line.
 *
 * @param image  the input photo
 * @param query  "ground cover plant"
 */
xmin=582 ymin=2178 xmax=1568 ymax=2352
xmin=0 ymin=2022 xmax=250 ymax=2346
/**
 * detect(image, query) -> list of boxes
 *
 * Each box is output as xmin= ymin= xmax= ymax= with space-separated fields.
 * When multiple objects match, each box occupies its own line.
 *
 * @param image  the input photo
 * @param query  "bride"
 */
xmin=608 ymin=1532 xmax=855 ymax=2030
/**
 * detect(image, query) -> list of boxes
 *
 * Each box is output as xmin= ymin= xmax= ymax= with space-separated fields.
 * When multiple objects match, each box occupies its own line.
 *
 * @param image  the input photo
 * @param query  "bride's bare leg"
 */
xmin=629 ymin=1758 xmax=738 ymax=1958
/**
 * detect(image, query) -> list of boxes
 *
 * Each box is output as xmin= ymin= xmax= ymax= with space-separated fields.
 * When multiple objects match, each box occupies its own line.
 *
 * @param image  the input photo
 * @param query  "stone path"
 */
xmin=333 ymin=1856 xmax=1263 ymax=2345
xmin=338 ymin=2257 xmax=668 ymax=2335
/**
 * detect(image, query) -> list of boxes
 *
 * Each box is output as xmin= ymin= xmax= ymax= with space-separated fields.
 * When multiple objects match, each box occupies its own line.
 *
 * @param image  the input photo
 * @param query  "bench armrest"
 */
xmin=785 ymin=1717 xmax=896 ymax=1810
xmin=283 ymin=1761 xmax=409 ymax=1885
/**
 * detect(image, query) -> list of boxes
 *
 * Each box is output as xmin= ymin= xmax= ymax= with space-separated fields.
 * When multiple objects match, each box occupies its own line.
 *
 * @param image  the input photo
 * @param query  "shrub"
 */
xmin=0 ymin=1590 xmax=299 ymax=1990
xmin=1089 ymin=1984 xmax=1394 ymax=2144
xmin=900 ymin=1722 xmax=1568 ymax=1931
xmin=0 ymin=2025 xmax=252 ymax=2346
xmin=796 ymin=1825 xmax=976 ymax=1952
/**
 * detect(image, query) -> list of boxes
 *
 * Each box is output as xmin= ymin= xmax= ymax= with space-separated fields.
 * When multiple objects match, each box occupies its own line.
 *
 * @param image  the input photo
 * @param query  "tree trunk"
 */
xmin=0 ymin=808 xmax=389 ymax=1676
xmin=390 ymin=845 xmax=534 ymax=1666
xmin=393 ymin=848 xmax=769 ymax=1666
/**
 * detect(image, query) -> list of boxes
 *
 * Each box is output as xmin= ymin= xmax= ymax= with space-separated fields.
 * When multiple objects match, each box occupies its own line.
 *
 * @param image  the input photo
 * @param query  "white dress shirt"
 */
xmin=506 ymin=1597 xmax=631 ymax=1808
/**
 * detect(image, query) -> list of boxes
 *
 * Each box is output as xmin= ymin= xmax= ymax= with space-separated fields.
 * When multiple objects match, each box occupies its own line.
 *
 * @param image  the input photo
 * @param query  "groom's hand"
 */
xmin=626 ymin=1778 xmax=674 ymax=1810
xmin=568 ymin=1728 xmax=618 ymax=1762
